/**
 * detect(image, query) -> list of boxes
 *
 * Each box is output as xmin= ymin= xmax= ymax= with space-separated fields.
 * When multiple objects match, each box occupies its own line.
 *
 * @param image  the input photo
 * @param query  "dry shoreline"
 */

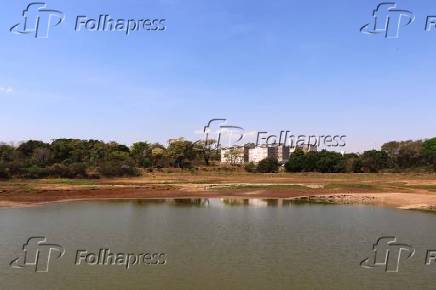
xmin=1 ymin=172 xmax=436 ymax=211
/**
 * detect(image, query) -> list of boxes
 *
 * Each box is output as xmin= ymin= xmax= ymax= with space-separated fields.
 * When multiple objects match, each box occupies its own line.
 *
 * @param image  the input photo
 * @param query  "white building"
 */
xmin=277 ymin=145 xmax=290 ymax=163
xmin=248 ymin=147 xmax=277 ymax=163
xmin=223 ymin=144 xmax=317 ymax=165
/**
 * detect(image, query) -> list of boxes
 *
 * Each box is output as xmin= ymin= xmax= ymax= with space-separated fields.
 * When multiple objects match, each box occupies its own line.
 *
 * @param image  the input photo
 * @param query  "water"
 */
xmin=1 ymin=199 xmax=436 ymax=290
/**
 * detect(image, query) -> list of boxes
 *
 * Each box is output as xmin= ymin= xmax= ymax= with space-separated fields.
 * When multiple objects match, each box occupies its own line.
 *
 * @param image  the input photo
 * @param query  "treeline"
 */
xmin=283 ymin=138 xmax=436 ymax=173
xmin=0 ymin=138 xmax=435 ymax=179
xmin=243 ymin=138 xmax=436 ymax=174
xmin=0 ymin=139 xmax=219 ymax=179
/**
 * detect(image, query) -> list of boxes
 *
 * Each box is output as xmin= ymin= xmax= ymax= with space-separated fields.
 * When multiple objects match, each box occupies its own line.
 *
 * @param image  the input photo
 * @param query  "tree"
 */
xmin=17 ymin=140 xmax=48 ymax=157
xmin=32 ymin=147 xmax=52 ymax=166
xmin=315 ymin=150 xmax=345 ymax=173
xmin=381 ymin=140 xmax=425 ymax=169
xmin=422 ymin=138 xmax=436 ymax=171
xmin=87 ymin=140 xmax=109 ymax=165
xmin=0 ymin=163 xmax=10 ymax=179
xmin=244 ymin=162 xmax=257 ymax=172
xmin=381 ymin=141 xmax=400 ymax=158
xmin=223 ymin=147 xmax=243 ymax=166
xmin=131 ymin=142 xmax=152 ymax=168
xmin=285 ymin=149 xmax=305 ymax=172
xmin=151 ymin=145 xmax=167 ymax=168
xmin=360 ymin=150 xmax=388 ymax=173
xmin=50 ymin=139 xmax=84 ymax=163
xmin=397 ymin=140 xmax=423 ymax=168
xmin=0 ymin=144 xmax=15 ymax=162
xmin=381 ymin=141 xmax=400 ymax=168
xmin=302 ymin=151 xmax=319 ymax=172
xmin=343 ymin=153 xmax=363 ymax=173
xmin=167 ymin=140 xmax=194 ymax=168
xmin=193 ymin=139 xmax=218 ymax=166
xmin=257 ymin=157 xmax=279 ymax=173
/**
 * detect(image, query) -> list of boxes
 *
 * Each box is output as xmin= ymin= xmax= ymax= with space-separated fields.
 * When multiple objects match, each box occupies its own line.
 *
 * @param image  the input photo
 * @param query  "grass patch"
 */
xmin=41 ymin=179 xmax=97 ymax=186
xmin=324 ymin=183 xmax=379 ymax=191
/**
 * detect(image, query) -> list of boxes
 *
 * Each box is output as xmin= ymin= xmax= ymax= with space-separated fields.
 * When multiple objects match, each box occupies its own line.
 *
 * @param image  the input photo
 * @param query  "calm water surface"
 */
xmin=1 ymin=199 xmax=436 ymax=290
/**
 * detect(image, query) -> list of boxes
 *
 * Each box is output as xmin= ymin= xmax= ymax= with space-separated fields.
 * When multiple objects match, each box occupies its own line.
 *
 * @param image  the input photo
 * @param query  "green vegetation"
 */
xmin=256 ymin=157 xmax=280 ymax=173
xmin=0 ymin=137 xmax=435 ymax=179
xmin=0 ymin=139 xmax=219 ymax=179
xmin=282 ymin=138 xmax=436 ymax=173
xmin=243 ymin=158 xmax=280 ymax=173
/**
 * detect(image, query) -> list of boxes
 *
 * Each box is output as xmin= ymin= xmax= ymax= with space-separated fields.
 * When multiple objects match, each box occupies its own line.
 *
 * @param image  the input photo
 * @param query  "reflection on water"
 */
xmin=126 ymin=198 xmax=325 ymax=208
xmin=1 ymin=199 xmax=436 ymax=290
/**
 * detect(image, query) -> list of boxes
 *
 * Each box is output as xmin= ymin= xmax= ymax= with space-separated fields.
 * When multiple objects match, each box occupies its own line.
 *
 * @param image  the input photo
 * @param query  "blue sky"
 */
xmin=0 ymin=0 xmax=435 ymax=152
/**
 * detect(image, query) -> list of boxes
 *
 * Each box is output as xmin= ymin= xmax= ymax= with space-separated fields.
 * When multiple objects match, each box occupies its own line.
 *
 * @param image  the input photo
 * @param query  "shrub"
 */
xmin=22 ymin=166 xmax=49 ymax=179
xmin=48 ymin=163 xmax=70 ymax=178
xmin=68 ymin=162 xmax=87 ymax=178
xmin=360 ymin=150 xmax=388 ymax=173
xmin=98 ymin=161 xmax=140 ymax=177
xmin=285 ymin=149 xmax=305 ymax=172
xmin=244 ymin=162 xmax=257 ymax=173
xmin=0 ymin=163 xmax=10 ymax=179
xmin=48 ymin=162 xmax=88 ymax=178
xmin=141 ymin=158 xmax=152 ymax=168
xmin=257 ymin=158 xmax=279 ymax=173
xmin=316 ymin=151 xmax=345 ymax=173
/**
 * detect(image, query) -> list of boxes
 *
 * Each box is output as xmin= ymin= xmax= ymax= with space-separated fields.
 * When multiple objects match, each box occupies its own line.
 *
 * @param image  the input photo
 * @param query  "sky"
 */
xmin=0 ymin=0 xmax=435 ymax=152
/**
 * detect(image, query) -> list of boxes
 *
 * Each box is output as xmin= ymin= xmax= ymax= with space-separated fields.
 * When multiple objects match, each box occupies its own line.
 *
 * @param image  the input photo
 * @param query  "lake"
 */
xmin=1 ymin=199 xmax=436 ymax=290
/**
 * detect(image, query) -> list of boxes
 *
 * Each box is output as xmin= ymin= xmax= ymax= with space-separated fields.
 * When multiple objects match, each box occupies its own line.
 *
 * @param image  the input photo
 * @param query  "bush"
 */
xmin=285 ymin=149 xmax=305 ymax=172
xmin=98 ymin=161 xmax=140 ymax=177
xmin=48 ymin=163 xmax=70 ymax=178
xmin=68 ymin=162 xmax=87 ymax=178
xmin=423 ymin=138 xmax=436 ymax=171
xmin=257 ymin=158 xmax=279 ymax=173
xmin=48 ymin=163 xmax=88 ymax=178
xmin=141 ymin=158 xmax=152 ymax=168
xmin=22 ymin=166 xmax=49 ymax=179
xmin=351 ymin=158 xmax=363 ymax=173
xmin=316 ymin=151 xmax=345 ymax=173
xmin=360 ymin=150 xmax=388 ymax=173
xmin=285 ymin=150 xmax=345 ymax=173
xmin=0 ymin=163 xmax=10 ymax=179
xmin=244 ymin=162 xmax=257 ymax=173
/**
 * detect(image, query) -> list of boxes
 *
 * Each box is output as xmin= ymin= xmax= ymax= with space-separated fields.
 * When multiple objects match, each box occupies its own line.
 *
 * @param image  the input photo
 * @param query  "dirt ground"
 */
xmin=1 ymin=172 xmax=436 ymax=211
